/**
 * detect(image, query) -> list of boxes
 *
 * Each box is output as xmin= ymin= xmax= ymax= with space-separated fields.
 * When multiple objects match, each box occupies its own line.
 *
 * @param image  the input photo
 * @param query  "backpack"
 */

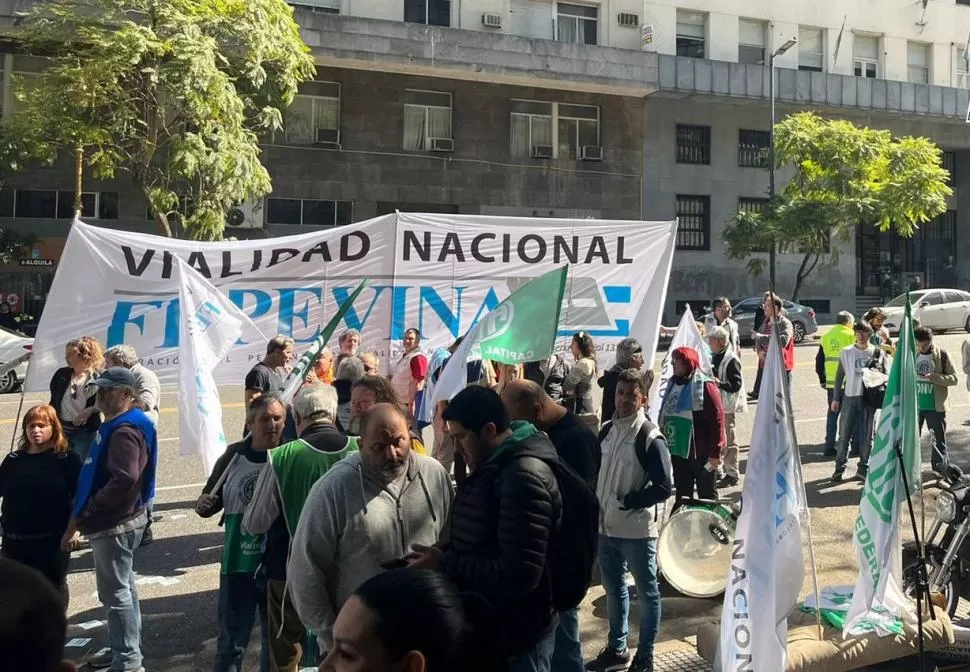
xmin=537 ymin=454 xmax=600 ymax=611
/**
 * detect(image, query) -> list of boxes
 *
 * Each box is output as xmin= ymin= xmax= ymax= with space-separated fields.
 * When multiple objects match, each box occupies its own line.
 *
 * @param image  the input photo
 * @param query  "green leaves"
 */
xmin=723 ymin=112 xmax=952 ymax=299
xmin=0 ymin=0 xmax=314 ymax=239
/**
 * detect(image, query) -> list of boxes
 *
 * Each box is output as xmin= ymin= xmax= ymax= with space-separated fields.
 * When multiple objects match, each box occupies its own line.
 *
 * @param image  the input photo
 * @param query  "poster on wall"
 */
xmin=26 ymin=213 xmax=677 ymax=390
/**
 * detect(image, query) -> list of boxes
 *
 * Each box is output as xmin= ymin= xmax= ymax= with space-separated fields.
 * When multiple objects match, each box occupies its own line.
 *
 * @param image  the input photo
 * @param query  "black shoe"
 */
xmin=747 ymin=393 xmax=759 ymax=402
xmin=854 ymin=469 xmax=868 ymax=483
xmin=87 ymin=649 xmax=113 ymax=669
xmin=717 ymin=474 xmax=739 ymax=488
xmin=831 ymin=470 xmax=845 ymax=483
xmin=586 ymin=647 xmax=632 ymax=671
xmin=630 ymin=651 xmax=653 ymax=672
xmin=139 ymin=525 xmax=154 ymax=548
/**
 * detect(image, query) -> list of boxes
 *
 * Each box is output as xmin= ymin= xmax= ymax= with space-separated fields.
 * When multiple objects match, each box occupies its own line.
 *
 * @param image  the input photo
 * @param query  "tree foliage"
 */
xmin=723 ymin=111 xmax=952 ymax=300
xmin=0 ymin=229 xmax=37 ymax=264
xmin=0 ymin=0 xmax=316 ymax=239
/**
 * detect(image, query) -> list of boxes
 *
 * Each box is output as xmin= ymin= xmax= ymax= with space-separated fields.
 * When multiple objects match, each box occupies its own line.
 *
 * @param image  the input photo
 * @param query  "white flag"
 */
xmin=717 ymin=321 xmax=806 ymax=671
xmin=648 ymin=306 xmax=711 ymax=424
xmin=176 ymin=257 xmax=262 ymax=476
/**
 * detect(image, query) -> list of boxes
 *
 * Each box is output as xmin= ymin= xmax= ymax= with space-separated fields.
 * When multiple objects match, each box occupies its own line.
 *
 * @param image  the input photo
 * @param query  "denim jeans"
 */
xmin=508 ymin=627 xmax=556 ymax=672
xmin=213 ymin=572 xmax=270 ymax=672
xmin=835 ymin=396 xmax=874 ymax=472
xmin=826 ymin=389 xmax=862 ymax=454
xmin=67 ymin=427 xmax=96 ymax=464
xmin=919 ymin=410 xmax=948 ymax=469
xmin=598 ymin=535 xmax=661 ymax=662
xmin=551 ymin=607 xmax=584 ymax=672
xmin=89 ymin=524 xmax=145 ymax=672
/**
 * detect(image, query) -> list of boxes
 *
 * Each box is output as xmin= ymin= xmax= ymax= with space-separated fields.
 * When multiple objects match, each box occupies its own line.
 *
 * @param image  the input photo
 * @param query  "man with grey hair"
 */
xmin=333 ymin=356 xmax=365 ymax=432
xmin=598 ymin=337 xmax=645 ymax=421
xmin=708 ymin=326 xmax=746 ymax=488
xmin=703 ymin=297 xmax=741 ymax=354
xmin=243 ymin=384 xmax=357 ymax=670
xmin=105 ymin=345 xmax=161 ymax=426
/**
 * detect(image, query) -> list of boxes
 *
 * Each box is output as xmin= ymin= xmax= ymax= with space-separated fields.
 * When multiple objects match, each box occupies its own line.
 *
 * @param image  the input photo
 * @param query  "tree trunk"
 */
xmin=790 ymin=253 xmax=821 ymax=302
xmin=134 ymin=179 xmax=173 ymax=237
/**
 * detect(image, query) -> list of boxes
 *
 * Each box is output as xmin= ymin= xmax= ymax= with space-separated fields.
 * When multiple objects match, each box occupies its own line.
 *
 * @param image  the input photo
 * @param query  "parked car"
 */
xmin=882 ymin=289 xmax=970 ymax=335
xmin=0 ymin=326 xmax=32 ymax=393
xmin=703 ymin=297 xmax=819 ymax=344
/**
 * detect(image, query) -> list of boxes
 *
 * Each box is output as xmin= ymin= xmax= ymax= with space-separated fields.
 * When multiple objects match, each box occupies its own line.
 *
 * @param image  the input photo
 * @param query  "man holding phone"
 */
xmin=287 ymin=403 xmax=452 ymax=654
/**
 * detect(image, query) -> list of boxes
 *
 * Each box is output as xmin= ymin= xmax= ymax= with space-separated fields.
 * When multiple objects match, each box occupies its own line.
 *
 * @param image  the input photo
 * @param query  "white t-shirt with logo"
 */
xmin=840 ymin=344 xmax=876 ymax=398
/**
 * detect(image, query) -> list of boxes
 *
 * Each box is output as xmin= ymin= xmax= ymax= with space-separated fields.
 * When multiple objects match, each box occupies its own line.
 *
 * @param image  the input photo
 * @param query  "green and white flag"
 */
xmin=430 ymin=267 xmax=568 ymax=406
xmin=843 ymin=296 xmax=921 ymax=636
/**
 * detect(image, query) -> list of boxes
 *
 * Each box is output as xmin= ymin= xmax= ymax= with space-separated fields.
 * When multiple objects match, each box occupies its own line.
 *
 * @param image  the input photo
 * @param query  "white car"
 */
xmin=882 ymin=289 xmax=970 ymax=335
xmin=0 ymin=326 xmax=32 ymax=393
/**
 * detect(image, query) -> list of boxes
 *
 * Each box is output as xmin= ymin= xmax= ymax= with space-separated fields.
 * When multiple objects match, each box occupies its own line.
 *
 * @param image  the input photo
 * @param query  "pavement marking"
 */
xmin=156 ymin=482 xmax=206 ymax=492
xmin=158 ymin=437 xmax=179 ymax=442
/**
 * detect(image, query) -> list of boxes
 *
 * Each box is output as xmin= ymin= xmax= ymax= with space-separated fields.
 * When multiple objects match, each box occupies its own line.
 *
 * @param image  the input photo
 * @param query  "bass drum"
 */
xmin=657 ymin=503 xmax=738 ymax=598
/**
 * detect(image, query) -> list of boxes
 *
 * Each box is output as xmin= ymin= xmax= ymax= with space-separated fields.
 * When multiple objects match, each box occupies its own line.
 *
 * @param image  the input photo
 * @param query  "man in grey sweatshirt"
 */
xmin=287 ymin=403 xmax=453 ymax=652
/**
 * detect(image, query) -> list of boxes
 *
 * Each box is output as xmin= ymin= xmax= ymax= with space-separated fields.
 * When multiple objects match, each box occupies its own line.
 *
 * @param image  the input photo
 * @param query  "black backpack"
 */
xmin=538 ymin=455 xmax=600 ymax=611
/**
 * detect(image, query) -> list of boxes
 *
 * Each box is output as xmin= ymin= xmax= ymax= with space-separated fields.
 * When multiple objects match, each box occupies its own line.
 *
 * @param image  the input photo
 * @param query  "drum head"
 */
xmin=657 ymin=505 xmax=736 ymax=599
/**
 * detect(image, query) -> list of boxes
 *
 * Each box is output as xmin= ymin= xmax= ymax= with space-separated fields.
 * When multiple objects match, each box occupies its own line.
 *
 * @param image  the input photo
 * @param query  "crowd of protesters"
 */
xmin=1 ymin=293 xmax=961 ymax=672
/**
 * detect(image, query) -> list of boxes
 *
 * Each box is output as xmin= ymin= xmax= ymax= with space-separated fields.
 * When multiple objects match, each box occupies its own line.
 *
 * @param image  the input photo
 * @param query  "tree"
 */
xmin=723 ymin=112 xmax=952 ymax=301
xmin=0 ymin=0 xmax=316 ymax=239
xmin=0 ymin=229 xmax=37 ymax=264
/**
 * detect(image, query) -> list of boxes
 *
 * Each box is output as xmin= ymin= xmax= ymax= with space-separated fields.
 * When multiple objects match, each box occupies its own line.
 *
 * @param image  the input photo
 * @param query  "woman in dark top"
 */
xmin=49 ymin=336 xmax=103 ymax=462
xmin=0 ymin=404 xmax=82 ymax=598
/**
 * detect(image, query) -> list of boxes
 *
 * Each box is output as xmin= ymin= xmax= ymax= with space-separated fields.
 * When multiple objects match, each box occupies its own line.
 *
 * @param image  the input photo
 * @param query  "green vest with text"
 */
xmin=822 ymin=324 xmax=856 ymax=389
xmin=269 ymin=435 xmax=359 ymax=535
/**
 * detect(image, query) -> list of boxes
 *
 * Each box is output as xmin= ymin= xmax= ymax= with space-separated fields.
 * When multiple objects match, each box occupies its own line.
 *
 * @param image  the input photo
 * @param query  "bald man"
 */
xmin=287 ymin=403 xmax=453 ymax=652
xmin=502 ymin=379 xmax=601 ymax=489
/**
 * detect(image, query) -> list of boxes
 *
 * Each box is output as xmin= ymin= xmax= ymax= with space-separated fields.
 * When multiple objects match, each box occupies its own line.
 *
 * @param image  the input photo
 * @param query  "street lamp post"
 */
xmin=768 ymin=37 xmax=797 ymax=289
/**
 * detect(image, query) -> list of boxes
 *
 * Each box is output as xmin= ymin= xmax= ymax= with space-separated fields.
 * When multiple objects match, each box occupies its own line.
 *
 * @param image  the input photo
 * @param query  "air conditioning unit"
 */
xmin=580 ymin=145 xmax=603 ymax=161
xmin=532 ymin=144 xmax=554 ymax=159
xmin=482 ymin=12 xmax=502 ymax=28
xmin=315 ymin=128 xmax=340 ymax=145
xmin=225 ymin=199 xmax=264 ymax=229
xmin=617 ymin=12 xmax=639 ymax=27
xmin=430 ymin=137 xmax=454 ymax=152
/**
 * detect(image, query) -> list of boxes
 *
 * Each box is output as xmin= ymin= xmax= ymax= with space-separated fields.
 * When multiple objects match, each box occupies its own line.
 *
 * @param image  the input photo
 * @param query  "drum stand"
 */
xmin=893 ymin=436 xmax=938 ymax=672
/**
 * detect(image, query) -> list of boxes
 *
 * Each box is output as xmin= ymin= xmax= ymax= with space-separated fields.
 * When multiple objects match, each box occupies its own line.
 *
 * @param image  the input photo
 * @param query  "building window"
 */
xmin=289 ymin=0 xmax=338 ymax=12
xmin=510 ymin=100 xmax=599 ymax=159
xmin=676 ymin=10 xmax=706 ymax=59
xmin=738 ymin=197 xmax=768 ymax=215
xmin=266 ymin=198 xmax=353 ymax=227
xmin=955 ymin=46 xmax=969 ymax=88
xmin=556 ymin=3 xmax=597 ymax=45
xmin=675 ymin=124 xmax=710 ymax=165
xmin=738 ymin=19 xmax=766 ymax=65
xmin=404 ymin=0 xmax=450 ymax=26
xmin=907 ymin=42 xmax=930 ymax=84
xmin=738 ymin=129 xmax=770 ymax=168
xmin=0 ymin=189 xmax=118 ymax=219
xmin=853 ymin=35 xmax=880 ymax=79
xmin=403 ymin=90 xmax=452 ymax=151
xmin=675 ymin=195 xmax=710 ymax=250
xmin=798 ymin=27 xmax=824 ymax=72
xmin=285 ymin=81 xmax=340 ymax=144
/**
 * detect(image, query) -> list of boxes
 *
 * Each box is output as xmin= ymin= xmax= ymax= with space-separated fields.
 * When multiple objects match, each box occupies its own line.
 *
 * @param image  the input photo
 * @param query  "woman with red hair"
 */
xmin=659 ymin=347 xmax=725 ymax=510
xmin=0 ymin=405 xmax=81 ymax=597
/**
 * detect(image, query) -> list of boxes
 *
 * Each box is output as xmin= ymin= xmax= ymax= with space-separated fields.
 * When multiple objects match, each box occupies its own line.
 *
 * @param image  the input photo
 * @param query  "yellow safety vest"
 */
xmin=821 ymin=324 xmax=856 ymax=389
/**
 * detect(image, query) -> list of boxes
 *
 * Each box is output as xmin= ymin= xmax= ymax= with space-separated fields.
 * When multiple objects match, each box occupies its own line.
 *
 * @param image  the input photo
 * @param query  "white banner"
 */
xmin=717 ymin=322 xmax=807 ymax=672
xmin=27 ymin=214 xmax=677 ymax=391
xmin=176 ymin=257 xmax=260 ymax=475
xmin=648 ymin=306 xmax=711 ymax=424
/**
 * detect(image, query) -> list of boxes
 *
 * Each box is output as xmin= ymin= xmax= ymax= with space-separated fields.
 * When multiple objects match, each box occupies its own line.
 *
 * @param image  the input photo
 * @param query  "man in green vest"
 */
xmin=815 ymin=311 xmax=856 ymax=456
xmin=243 ymin=383 xmax=357 ymax=672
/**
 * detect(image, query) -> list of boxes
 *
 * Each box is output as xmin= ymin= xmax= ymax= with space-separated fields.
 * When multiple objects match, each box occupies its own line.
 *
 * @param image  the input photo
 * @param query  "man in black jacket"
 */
xmin=409 ymin=385 xmax=563 ymax=672
xmin=598 ymin=337 xmax=645 ymax=421
xmin=501 ymin=378 xmax=599 ymax=671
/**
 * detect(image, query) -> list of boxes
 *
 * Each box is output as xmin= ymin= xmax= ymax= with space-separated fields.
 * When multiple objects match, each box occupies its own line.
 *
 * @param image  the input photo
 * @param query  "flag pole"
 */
xmin=768 ymin=283 xmax=824 ymax=642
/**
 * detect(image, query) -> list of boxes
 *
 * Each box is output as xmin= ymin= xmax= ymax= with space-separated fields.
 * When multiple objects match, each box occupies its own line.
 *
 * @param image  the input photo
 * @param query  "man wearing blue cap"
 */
xmin=64 ymin=366 xmax=158 ymax=672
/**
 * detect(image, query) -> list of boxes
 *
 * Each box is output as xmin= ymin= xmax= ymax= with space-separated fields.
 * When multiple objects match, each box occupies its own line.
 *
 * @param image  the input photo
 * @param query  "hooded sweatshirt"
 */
xmin=287 ymin=451 xmax=453 ymax=651
xmin=598 ymin=363 xmax=624 ymax=421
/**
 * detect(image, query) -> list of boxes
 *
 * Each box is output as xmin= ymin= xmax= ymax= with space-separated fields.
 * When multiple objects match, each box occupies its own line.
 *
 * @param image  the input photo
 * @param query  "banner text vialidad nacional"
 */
xmin=27 ymin=213 xmax=677 ymax=390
